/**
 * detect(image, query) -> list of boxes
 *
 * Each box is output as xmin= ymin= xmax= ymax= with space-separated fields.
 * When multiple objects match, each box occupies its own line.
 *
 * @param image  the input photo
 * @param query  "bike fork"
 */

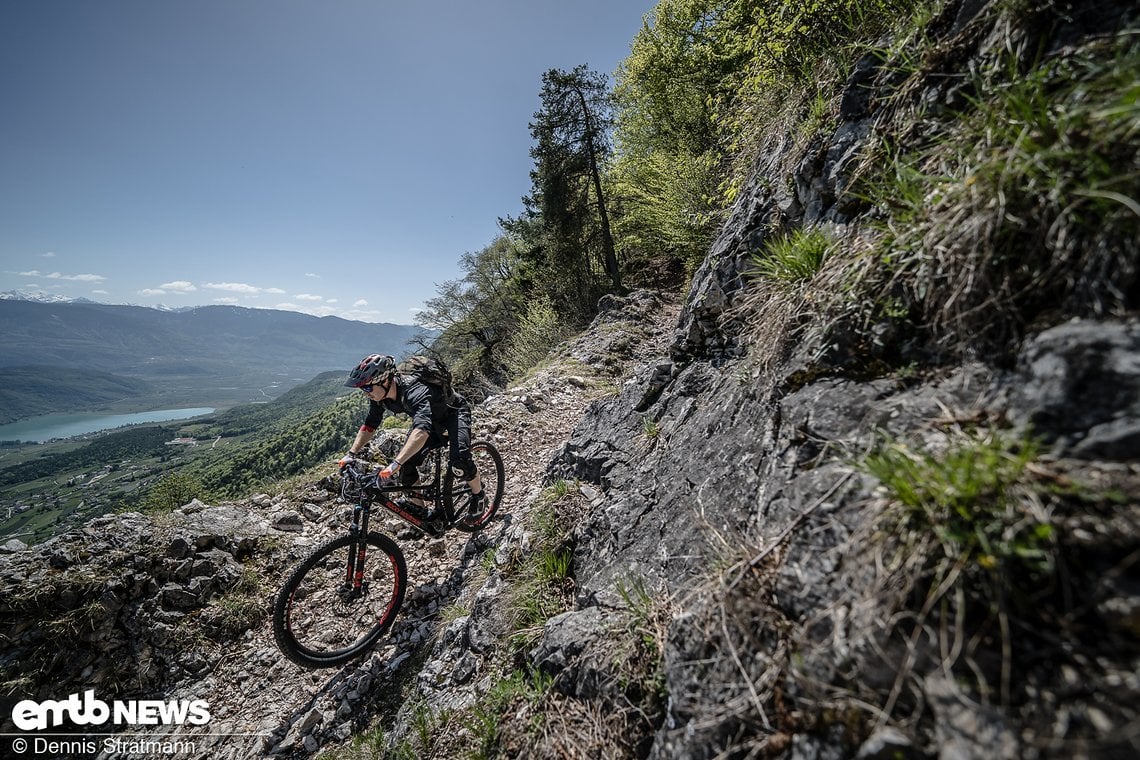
xmin=344 ymin=503 xmax=371 ymax=592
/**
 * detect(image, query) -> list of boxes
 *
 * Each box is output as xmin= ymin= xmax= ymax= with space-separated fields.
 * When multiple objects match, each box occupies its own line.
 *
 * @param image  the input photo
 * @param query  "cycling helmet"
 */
xmin=345 ymin=353 xmax=396 ymax=387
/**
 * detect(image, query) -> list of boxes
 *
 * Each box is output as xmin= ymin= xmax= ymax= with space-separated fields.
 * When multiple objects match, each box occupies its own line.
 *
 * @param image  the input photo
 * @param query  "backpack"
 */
xmin=397 ymin=355 xmax=456 ymax=401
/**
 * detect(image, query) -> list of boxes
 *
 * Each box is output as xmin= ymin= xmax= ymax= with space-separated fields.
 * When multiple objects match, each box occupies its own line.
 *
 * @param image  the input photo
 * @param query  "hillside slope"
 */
xmin=0 ymin=290 xmax=680 ymax=757
xmin=0 ymin=300 xmax=422 ymax=420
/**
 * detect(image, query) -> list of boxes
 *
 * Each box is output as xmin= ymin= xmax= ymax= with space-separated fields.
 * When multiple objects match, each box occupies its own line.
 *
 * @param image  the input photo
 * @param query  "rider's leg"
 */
xmin=448 ymin=403 xmax=483 ymax=500
xmin=399 ymin=451 xmax=427 ymax=508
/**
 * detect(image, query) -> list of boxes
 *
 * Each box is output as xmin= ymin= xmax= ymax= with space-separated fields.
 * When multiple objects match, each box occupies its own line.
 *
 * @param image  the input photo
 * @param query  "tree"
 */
xmin=526 ymin=64 xmax=622 ymax=317
xmin=416 ymin=233 xmax=528 ymax=392
xmin=609 ymin=0 xmax=756 ymax=272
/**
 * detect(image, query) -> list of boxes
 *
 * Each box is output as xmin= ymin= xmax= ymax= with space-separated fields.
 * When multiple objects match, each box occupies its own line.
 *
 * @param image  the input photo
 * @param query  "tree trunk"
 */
xmin=573 ymin=84 xmax=622 ymax=292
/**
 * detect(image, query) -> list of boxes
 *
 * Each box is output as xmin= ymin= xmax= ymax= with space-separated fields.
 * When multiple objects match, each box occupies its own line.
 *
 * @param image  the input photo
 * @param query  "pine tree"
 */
xmin=526 ymin=64 xmax=622 ymax=318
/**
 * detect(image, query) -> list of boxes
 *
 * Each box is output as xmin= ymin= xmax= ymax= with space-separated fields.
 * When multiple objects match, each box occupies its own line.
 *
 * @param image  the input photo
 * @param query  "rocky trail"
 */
xmin=0 ymin=290 xmax=680 ymax=759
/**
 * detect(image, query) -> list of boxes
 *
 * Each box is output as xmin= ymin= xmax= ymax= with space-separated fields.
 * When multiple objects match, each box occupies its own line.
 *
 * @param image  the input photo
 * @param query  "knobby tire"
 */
xmin=272 ymin=532 xmax=407 ymax=668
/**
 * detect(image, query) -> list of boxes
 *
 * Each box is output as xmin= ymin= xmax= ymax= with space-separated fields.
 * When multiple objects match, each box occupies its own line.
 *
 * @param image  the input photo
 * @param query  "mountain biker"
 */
xmin=341 ymin=354 xmax=484 ymax=524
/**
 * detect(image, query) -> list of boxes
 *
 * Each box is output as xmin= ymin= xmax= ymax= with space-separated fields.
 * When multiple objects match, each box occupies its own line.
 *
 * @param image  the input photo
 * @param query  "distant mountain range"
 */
xmin=0 ymin=296 xmax=425 ymax=423
xmin=0 ymin=289 xmax=100 ymax=305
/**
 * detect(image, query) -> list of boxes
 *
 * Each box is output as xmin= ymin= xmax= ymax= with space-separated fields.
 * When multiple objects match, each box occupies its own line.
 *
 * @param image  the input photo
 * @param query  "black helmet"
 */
xmin=345 ymin=353 xmax=396 ymax=387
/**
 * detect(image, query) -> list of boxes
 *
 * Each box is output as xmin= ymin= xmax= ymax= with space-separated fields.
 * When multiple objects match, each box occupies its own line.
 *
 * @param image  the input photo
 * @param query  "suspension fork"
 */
xmin=345 ymin=500 xmax=373 ymax=590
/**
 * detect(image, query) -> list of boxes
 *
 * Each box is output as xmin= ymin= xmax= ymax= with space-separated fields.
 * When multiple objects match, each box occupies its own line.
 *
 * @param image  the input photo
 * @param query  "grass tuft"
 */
xmin=752 ymin=226 xmax=836 ymax=286
xmin=863 ymin=429 xmax=1049 ymax=570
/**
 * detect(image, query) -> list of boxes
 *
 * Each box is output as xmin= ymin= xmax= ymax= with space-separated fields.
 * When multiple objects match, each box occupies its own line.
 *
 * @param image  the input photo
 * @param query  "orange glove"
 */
xmin=377 ymin=459 xmax=402 ymax=482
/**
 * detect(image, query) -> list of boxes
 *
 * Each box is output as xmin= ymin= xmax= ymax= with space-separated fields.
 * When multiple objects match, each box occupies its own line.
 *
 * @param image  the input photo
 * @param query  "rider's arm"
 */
xmin=385 ymin=382 xmax=434 ymax=471
xmin=349 ymin=400 xmax=384 ymax=455
xmin=392 ymin=427 xmax=430 ymax=469
xmin=347 ymin=426 xmax=375 ymax=456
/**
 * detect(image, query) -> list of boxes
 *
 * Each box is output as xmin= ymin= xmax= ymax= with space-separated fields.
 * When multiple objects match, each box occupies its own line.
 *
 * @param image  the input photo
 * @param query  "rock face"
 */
xmin=550 ymin=316 xmax=1140 ymax=757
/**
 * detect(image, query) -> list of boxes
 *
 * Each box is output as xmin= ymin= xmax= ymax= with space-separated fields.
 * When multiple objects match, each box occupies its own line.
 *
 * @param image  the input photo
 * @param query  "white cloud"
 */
xmin=92 ymin=289 xmax=108 ymax=295
xmin=353 ymin=299 xmax=369 ymax=307
xmin=326 ymin=298 xmax=338 ymax=304
xmin=204 ymin=282 xmax=260 ymax=294
xmin=294 ymin=293 xmax=323 ymax=302
xmin=9 ymin=269 xmax=105 ymax=282
xmin=264 ymin=287 xmax=286 ymax=295
xmin=305 ymin=272 xmax=321 ymax=278
xmin=139 ymin=288 xmax=166 ymax=297
xmin=43 ymin=272 xmax=106 ymax=282
xmin=41 ymin=252 xmax=56 ymax=258
xmin=159 ymin=280 xmax=197 ymax=292
xmin=213 ymin=297 xmax=240 ymax=304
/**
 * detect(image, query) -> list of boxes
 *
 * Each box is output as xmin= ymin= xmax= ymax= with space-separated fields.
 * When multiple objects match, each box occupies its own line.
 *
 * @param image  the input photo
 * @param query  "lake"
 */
xmin=0 ymin=408 xmax=216 ymax=443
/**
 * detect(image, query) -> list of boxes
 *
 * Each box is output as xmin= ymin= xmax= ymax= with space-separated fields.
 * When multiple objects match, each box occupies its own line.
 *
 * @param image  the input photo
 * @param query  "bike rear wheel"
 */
xmin=446 ymin=440 xmax=505 ymax=532
xmin=273 ymin=532 xmax=406 ymax=668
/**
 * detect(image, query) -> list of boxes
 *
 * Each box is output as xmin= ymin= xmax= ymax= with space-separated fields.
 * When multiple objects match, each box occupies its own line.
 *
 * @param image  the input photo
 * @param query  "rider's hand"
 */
xmin=377 ymin=459 xmax=402 ymax=482
xmin=338 ymin=452 xmax=358 ymax=470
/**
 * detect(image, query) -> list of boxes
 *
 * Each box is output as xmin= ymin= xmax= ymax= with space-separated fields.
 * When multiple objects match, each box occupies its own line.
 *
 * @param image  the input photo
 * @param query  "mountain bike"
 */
xmin=272 ymin=440 xmax=504 ymax=668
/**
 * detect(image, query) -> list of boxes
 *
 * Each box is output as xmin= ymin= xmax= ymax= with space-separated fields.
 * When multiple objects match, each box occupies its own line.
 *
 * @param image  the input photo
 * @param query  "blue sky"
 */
xmin=0 ymin=0 xmax=654 ymax=324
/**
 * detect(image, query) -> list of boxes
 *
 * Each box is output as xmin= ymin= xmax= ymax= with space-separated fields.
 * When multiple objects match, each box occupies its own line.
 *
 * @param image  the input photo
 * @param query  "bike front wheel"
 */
xmin=273 ymin=532 xmax=407 ymax=668
xmin=446 ymin=440 xmax=505 ymax=532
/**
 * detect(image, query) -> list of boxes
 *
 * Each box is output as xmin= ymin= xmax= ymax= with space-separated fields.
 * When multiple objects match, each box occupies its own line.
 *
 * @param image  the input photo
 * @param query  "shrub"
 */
xmin=501 ymin=297 xmax=572 ymax=379
xmin=862 ymin=429 xmax=1051 ymax=570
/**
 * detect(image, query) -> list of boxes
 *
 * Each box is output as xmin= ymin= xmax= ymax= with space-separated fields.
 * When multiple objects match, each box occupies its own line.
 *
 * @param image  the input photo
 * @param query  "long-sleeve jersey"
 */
xmin=361 ymin=377 xmax=455 ymax=443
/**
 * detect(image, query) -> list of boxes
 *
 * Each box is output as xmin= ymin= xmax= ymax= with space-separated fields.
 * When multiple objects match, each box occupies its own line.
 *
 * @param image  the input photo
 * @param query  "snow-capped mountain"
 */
xmin=0 ymin=289 xmax=98 ymax=305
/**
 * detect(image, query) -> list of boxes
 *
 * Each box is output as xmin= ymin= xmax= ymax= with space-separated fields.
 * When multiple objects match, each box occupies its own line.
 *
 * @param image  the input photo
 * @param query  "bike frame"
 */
xmin=340 ymin=449 xmax=454 ymax=592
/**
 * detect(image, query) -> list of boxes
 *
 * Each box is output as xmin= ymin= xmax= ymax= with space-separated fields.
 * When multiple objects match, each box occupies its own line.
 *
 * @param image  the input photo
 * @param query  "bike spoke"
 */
xmin=274 ymin=534 xmax=405 ymax=665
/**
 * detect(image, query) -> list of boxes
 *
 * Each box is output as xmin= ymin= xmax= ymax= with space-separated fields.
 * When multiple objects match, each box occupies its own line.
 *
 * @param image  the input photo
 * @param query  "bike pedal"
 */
xmin=421 ymin=518 xmax=447 ymax=537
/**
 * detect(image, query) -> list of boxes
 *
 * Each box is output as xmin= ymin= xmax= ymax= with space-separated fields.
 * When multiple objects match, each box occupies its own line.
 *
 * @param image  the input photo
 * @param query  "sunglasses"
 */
xmin=359 ymin=379 xmax=389 ymax=393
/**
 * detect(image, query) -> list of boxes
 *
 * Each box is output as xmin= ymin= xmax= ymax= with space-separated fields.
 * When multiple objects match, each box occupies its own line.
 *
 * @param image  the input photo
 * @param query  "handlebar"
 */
xmin=337 ymin=457 xmax=400 ymax=501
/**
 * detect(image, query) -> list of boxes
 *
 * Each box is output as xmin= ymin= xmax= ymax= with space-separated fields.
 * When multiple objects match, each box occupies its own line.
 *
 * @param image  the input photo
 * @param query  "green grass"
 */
xmin=862 ymin=430 xmax=1051 ymax=569
xmin=467 ymin=669 xmax=554 ymax=759
xmin=752 ymin=226 xmax=835 ymax=285
xmin=857 ymin=33 xmax=1140 ymax=355
xmin=503 ymin=485 xmax=578 ymax=649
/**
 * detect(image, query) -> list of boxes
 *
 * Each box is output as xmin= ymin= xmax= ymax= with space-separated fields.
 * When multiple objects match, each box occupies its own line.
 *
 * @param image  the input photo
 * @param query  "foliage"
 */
xmin=0 ymin=425 xmax=173 ymax=487
xmin=862 ymin=430 xmax=1051 ymax=570
xmin=751 ymin=226 xmax=835 ymax=285
xmin=381 ymin=413 xmax=411 ymax=430
xmin=859 ymin=34 xmax=1140 ymax=354
xmin=611 ymin=0 xmax=754 ymax=269
xmin=522 ymin=64 xmax=623 ymax=320
xmin=499 ymin=297 xmax=572 ymax=381
xmin=138 ymin=471 xmax=203 ymax=513
xmin=717 ymin=0 xmax=921 ymax=187
xmin=608 ymin=147 xmax=721 ymax=280
xmin=186 ymin=394 xmax=359 ymax=499
xmin=415 ymin=234 xmax=527 ymax=393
